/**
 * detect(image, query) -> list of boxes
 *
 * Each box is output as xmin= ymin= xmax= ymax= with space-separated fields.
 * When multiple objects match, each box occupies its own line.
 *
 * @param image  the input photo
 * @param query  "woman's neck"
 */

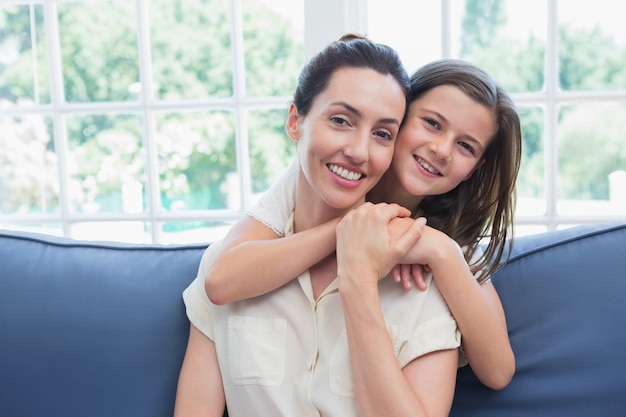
xmin=293 ymin=170 xmax=354 ymax=233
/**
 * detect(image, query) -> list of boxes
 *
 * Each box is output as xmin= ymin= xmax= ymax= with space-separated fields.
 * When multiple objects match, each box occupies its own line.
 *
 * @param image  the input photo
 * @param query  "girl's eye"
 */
xmin=459 ymin=141 xmax=476 ymax=155
xmin=425 ymin=118 xmax=440 ymax=129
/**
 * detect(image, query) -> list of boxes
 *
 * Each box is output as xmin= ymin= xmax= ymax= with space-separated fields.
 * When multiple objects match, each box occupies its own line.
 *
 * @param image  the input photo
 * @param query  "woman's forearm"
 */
xmin=205 ymin=215 xmax=339 ymax=305
xmin=335 ymin=203 xmax=457 ymax=417
xmin=339 ymin=278 xmax=456 ymax=417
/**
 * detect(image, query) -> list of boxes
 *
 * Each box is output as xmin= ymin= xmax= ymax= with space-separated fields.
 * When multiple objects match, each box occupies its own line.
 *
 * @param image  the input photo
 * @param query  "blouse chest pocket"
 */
xmin=228 ymin=316 xmax=286 ymax=387
xmin=329 ymin=331 xmax=355 ymax=397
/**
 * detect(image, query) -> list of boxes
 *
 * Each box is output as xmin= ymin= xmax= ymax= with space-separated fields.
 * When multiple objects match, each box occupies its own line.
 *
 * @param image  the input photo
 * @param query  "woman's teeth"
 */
xmin=328 ymin=164 xmax=363 ymax=181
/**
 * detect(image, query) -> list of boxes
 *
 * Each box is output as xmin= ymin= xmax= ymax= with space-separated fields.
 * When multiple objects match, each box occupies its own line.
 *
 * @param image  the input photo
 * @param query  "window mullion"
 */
xmin=230 ymin=0 xmax=252 ymax=213
xmin=545 ymin=0 xmax=559 ymax=230
xmin=135 ymin=0 xmax=161 ymax=242
xmin=44 ymin=0 xmax=71 ymax=236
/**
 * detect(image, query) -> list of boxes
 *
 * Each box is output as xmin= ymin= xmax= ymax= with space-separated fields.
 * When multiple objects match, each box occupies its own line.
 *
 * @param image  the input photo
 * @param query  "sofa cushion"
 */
xmin=0 ymin=230 xmax=207 ymax=417
xmin=451 ymin=222 xmax=626 ymax=416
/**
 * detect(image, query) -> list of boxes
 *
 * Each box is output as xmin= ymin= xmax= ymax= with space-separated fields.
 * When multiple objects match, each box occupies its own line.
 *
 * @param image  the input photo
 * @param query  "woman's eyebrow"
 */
xmin=332 ymin=101 xmax=401 ymax=126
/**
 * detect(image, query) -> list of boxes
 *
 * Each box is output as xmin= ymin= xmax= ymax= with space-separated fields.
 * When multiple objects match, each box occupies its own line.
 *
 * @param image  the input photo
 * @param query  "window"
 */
xmin=366 ymin=0 xmax=626 ymax=235
xmin=1 ymin=0 xmax=625 ymax=243
xmin=0 ymin=0 xmax=304 ymax=243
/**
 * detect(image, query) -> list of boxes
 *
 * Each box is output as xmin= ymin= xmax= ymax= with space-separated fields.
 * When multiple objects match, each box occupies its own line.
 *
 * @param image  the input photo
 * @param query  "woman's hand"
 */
xmin=336 ymin=202 xmax=426 ymax=288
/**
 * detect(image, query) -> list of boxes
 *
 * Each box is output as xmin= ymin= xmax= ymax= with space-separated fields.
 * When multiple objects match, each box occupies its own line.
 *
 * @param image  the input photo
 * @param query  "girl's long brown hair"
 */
xmin=409 ymin=60 xmax=522 ymax=283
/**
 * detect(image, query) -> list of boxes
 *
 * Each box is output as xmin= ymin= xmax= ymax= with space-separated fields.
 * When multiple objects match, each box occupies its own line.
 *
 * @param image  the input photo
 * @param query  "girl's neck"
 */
xmin=368 ymin=170 xmax=424 ymax=217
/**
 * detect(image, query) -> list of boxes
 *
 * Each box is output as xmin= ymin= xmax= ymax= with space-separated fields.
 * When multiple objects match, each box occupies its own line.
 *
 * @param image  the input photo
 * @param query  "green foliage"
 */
xmin=1 ymin=0 xmax=302 ymax=216
xmin=58 ymin=2 xmax=139 ymax=102
xmin=0 ymin=113 xmax=58 ymax=213
xmin=559 ymin=25 xmax=626 ymax=90
xmin=2 ymin=0 xmax=625 ymax=219
xmin=558 ymin=103 xmax=626 ymax=200
xmin=148 ymin=0 xmax=234 ymax=99
xmin=461 ymin=0 xmax=506 ymax=56
xmin=0 ymin=4 xmax=50 ymax=103
xmin=460 ymin=0 xmax=626 ymax=202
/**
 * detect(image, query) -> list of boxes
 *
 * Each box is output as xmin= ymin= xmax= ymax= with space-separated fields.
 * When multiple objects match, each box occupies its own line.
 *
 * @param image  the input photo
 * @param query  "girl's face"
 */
xmin=391 ymin=84 xmax=496 ymax=202
xmin=287 ymin=67 xmax=406 ymax=216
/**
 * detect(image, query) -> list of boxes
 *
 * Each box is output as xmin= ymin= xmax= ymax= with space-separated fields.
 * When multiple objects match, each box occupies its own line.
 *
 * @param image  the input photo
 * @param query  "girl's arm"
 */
xmin=206 ymin=158 xmax=339 ymax=305
xmin=205 ymin=214 xmax=339 ymax=305
xmin=389 ymin=217 xmax=515 ymax=390
xmin=336 ymin=203 xmax=458 ymax=417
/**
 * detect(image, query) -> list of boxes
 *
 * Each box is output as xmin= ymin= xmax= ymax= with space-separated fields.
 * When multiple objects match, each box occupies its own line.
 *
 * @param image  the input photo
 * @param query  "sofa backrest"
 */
xmin=451 ymin=222 xmax=626 ymax=416
xmin=0 ymin=230 xmax=207 ymax=417
xmin=1 ymin=222 xmax=625 ymax=417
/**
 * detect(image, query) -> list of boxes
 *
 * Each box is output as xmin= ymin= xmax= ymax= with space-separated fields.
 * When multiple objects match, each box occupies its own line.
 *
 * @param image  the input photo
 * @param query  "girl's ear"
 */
xmin=285 ymin=103 xmax=301 ymax=141
xmin=464 ymin=158 xmax=486 ymax=181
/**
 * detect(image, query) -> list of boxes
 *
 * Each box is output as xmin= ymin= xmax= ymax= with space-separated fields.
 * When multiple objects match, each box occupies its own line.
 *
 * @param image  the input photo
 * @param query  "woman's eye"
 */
xmin=374 ymin=130 xmax=393 ymax=141
xmin=331 ymin=116 xmax=349 ymax=126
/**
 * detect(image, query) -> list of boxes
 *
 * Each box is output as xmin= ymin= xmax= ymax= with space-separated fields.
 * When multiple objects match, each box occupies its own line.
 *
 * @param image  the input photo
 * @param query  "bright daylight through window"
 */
xmin=1 ymin=0 xmax=625 ymax=243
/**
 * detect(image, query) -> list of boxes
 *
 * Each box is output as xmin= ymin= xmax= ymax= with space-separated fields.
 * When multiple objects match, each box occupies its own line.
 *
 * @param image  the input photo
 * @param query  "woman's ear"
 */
xmin=285 ymin=103 xmax=301 ymax=141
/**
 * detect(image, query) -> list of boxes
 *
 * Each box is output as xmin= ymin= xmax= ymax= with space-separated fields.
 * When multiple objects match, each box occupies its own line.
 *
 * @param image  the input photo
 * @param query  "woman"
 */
xmin=175 ymin=35 xmax=460 ymax=416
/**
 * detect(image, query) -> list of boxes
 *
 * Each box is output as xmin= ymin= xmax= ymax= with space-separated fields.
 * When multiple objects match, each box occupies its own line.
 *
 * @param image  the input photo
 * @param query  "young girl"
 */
xmin=176 ymin=34 xmax=462 ymax=416
xmin=204 ymin=59 xmax=522 ymax=390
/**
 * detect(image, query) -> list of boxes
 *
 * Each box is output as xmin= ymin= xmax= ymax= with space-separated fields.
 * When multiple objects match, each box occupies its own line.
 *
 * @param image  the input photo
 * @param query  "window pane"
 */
xmin=248 ymin=108 xmax=296 ymax=197
xmin=161 ymin=220 xmax=233 ymax=244
xmin=0 ymin=113 xmax=58 ymax=214
xmin=451 ymin=0 xmax=546 ymax=93
xmin=0 ymin=222 xmax=63 ymax=236
xmin=71 ymin=221 xmax=149 ymax=243
xmin=148 ymin=0 xmax=233 ymax=100
xmin=366 ymin=0 xmax=441 ymax=73
xmin=559 ymin=0 xmax=626 ymax=91
xmin=557 ymin=103 xmax=626 ymax=215
xmin=242 ymin=0 xmax=304 ymax=96
xmin=58 ymin=1 xmax=139 ymax=103
xmin=155 ymin=110 xmax=236 ymax=211
xmin=0 ymin=4 xmax=49 ymax=105
xmin=65 ymin=113 xmax=146 ymax=214
xmin=516 ymin=106 xmax=546 ymax=216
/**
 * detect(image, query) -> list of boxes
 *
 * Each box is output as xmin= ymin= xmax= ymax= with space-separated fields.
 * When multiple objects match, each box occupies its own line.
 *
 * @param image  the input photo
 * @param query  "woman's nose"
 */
xmin=344 ymin=133 xmax=369 ymax=163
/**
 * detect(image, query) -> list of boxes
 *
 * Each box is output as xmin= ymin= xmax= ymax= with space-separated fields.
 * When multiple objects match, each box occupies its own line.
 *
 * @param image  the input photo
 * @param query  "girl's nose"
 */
xmin=430 ymin=137 xmax=452 ymax=161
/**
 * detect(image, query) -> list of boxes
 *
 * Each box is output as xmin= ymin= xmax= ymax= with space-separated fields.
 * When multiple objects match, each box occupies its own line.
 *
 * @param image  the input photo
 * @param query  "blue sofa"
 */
xmin=1 ymin=222 xmax=625 ymax=416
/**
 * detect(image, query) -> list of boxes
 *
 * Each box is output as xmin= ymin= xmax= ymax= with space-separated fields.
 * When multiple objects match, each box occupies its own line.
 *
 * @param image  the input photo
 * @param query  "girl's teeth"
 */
xmin=418 ymin=158 xmax=439 ymax=175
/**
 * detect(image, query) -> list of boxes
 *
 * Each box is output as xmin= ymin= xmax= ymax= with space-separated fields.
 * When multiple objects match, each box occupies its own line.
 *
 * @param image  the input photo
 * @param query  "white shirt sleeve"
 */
xmin=245 ymin=157 xmax=298 ymax=237
xmin=182 ymin=241 xmax=223 ymax=340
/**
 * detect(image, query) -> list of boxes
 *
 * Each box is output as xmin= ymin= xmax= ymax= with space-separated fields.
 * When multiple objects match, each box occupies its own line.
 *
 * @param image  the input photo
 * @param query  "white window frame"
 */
xmin=1 ymin=0 xmax=625 ymax=243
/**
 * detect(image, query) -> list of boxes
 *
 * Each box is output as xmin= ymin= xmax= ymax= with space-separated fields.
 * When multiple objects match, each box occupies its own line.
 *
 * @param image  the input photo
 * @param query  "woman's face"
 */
xmin=287 ymin=67 xmax=406 ymax=214
xmin=391 ymin=84 xmax=496 ymax=200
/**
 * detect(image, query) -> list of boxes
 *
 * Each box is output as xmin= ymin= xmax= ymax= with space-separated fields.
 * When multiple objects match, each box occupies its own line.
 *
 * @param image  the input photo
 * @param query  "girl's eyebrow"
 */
xmin=332 ymin=101 xmax=402 ymax=126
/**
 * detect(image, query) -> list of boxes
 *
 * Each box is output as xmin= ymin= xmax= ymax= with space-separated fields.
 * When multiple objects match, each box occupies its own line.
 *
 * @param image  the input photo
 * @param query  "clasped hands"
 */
xmin=336 ymin=202 xmax=430 ymax=290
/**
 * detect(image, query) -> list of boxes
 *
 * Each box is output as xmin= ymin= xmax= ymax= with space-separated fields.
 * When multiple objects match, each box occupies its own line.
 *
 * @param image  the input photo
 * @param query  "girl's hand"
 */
xmin=392 ymin=263 xmax=430 ymax=291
